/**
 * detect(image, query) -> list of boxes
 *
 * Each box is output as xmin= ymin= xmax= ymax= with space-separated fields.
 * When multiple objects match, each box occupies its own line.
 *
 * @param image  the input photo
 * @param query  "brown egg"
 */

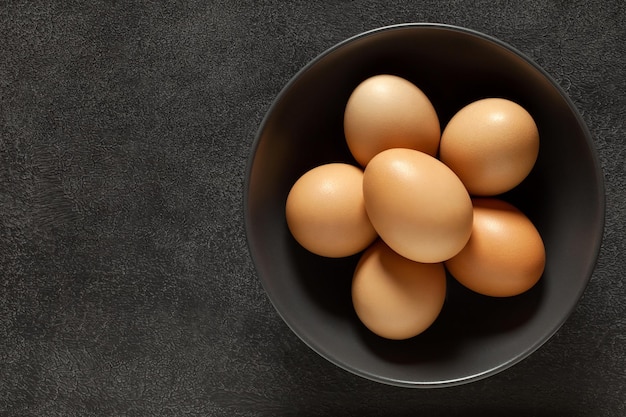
xmin=344 ymin=74 xmax=440 ymax=167
xmin=285 ymin=163 xmax=378 ymax=258
xmin=445 ymin=198 xmax=546 ymax=297
xmin=363 ymin=148 xmax=473 ymax=263
xmin=439 ymin=98 xmax=539 ymax=196
xmin=352 ymin=240 xmax=447 ymax=340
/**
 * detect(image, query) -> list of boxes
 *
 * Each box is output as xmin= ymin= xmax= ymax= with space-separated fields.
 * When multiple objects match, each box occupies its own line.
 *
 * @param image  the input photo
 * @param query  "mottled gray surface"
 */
xmin=1 ymin=1 xmax=624 ymax=416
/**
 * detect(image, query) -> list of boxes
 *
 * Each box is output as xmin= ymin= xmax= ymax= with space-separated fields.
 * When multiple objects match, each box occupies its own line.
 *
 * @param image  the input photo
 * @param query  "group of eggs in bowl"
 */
xmin=285 ymin=73 xmax=546 ymax=340
xmin=245 ymin=24 xmax=604 ymax=387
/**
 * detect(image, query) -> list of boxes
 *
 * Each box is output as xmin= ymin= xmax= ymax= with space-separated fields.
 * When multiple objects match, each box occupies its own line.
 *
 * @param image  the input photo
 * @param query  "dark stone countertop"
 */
xmin=1 ymin=2 xmax=624 ymax=416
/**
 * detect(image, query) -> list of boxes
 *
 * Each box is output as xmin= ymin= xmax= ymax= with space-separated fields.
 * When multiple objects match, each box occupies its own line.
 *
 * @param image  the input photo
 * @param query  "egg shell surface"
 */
xmin=439 ymin=98 xmax=539 ymax=196
xmin=352 ymin=239 xmax=447 ymax=340
xmin=344 ymin=74 xmax=441 ymax=167
xmin=363 ymin=148 xmax=473 ymax=263
xmin=285 ymin=163 xmax=378 ymax=258
xmin=445 ymin=198 xmax=546 ymax=297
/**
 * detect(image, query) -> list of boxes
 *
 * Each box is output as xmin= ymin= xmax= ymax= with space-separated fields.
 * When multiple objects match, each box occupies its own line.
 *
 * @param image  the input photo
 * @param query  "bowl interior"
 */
xmin=245 ymin=24 xmax=604 ymax=387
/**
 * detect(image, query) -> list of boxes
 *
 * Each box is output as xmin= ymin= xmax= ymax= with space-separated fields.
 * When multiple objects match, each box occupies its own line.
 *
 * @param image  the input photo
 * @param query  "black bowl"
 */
xmin=244 ymin=23 xmax=605 ymax=387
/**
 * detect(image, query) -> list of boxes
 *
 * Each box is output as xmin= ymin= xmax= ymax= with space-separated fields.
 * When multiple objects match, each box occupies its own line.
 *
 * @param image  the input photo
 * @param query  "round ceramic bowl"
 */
xmin=244 ymin=23 xmax=605 ymax=387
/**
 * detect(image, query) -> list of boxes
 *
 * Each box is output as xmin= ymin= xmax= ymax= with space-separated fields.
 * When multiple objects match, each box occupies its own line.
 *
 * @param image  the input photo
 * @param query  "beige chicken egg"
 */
xmin=285 ymin=163 xmax=378 ymax=258
xmin=352 ymin=239 xmax=447 ymax=340
xmin=363 ymin=148 xmax=473 ymax=263
xmin=439 ymin=98 xmax=539 ymax=196
xmin=445 ymin=198 xmax=546 ymax=297
xmin=344 ymin=74 xmax=441 ymax=167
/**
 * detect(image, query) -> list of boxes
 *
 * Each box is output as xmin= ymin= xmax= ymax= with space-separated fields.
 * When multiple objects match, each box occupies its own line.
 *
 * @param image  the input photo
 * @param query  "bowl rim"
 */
xmin=243 ymin=22 xmax=606 ymax=388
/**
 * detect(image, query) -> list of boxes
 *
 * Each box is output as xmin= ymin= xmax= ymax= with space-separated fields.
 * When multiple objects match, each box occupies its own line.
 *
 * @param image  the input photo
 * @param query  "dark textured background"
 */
xmin=1 ymin=1 xmax=624 ymax=416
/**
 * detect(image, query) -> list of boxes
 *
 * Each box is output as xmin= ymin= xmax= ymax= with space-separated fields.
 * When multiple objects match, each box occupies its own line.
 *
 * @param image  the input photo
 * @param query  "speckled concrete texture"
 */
xmin=1 ymin=1 xmax=624 ymax=416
